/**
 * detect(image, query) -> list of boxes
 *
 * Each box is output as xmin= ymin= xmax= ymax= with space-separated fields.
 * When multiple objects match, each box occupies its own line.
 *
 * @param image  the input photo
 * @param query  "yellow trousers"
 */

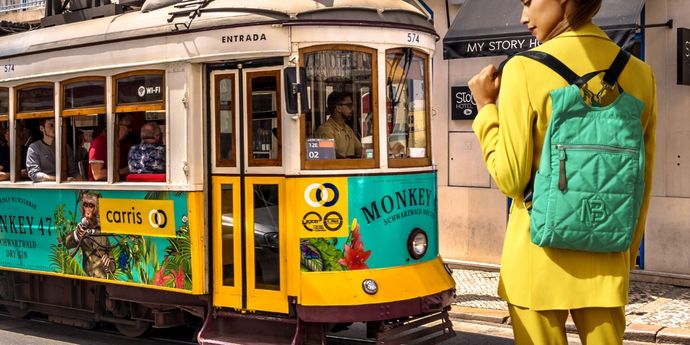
xmin=508 ymin=304 xmax=626 ymax=345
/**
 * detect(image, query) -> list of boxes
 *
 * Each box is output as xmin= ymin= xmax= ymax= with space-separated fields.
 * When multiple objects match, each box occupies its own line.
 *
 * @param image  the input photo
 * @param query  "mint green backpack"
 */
xmin=517 ymin=50 xmax=645 ymax=253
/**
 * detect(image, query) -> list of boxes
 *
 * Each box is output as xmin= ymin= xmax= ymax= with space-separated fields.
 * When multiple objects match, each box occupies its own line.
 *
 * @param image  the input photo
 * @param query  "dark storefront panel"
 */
xmin=443 ymin=0 xmax=645 ymax=59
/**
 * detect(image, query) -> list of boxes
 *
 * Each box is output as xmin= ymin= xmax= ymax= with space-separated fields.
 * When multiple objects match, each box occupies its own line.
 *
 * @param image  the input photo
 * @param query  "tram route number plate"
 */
xmin=306 ymin=138 xmax=336 ymax=160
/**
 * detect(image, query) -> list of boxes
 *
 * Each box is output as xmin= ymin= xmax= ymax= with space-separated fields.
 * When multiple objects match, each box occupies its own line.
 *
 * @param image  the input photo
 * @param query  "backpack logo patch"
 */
xmin=580 ymin=198 xmax=607 ymax=225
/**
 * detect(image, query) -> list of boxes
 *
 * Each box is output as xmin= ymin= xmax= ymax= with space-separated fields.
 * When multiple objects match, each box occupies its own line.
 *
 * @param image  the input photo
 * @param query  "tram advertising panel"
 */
xmin=299 ymin=172 xmax=437 ymax=272
xmin=0 ymin=189 xmax=193 ymax=291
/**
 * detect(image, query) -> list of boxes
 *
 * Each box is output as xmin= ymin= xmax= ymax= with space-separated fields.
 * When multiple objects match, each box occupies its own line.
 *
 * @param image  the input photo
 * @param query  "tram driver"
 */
xmin=316 ymin=91 xmax=362 ymax=159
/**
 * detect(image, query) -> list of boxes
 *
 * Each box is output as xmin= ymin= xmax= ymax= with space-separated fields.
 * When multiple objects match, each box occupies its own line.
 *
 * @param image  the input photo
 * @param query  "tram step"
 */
xmin=375 ymin=310 xmax=456 ymax=345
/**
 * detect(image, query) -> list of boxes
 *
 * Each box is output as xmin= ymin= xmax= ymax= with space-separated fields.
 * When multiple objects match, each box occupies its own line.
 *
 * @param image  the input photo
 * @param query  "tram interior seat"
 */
xmin=77 ymin=160 xmax=89 ymax=180
xmin=125 ymin=173 xmax=165 ymax=182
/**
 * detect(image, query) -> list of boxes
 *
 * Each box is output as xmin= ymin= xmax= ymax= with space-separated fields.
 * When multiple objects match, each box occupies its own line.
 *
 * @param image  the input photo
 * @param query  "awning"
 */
xmin=443 ymin=0 xmax=645 ymax=59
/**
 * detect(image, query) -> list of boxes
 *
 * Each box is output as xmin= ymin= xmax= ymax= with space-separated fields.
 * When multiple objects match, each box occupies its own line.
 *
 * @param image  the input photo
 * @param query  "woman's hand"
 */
xmin=468 ymin=64 xmax=502 ymax=110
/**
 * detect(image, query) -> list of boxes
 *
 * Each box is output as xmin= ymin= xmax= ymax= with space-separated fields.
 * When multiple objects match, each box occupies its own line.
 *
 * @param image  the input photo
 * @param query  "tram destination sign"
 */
xmin=306 ymin=138 xmax=336 ymax=160
xmin=451 ymin=86 xmax=478 ymax=120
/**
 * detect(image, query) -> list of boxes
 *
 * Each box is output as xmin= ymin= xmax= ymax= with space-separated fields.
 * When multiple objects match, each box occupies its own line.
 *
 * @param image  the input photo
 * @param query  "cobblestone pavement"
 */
xmin=451 ymin=268 xmax=690 ymax=343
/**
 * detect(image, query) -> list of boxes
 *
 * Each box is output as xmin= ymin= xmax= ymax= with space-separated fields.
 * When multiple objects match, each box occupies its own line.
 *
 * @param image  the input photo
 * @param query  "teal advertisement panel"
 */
xmin=300 ymin=172 xmax=438 ymax=272
xmin=0 ymin=189 xmax=191 ymax=290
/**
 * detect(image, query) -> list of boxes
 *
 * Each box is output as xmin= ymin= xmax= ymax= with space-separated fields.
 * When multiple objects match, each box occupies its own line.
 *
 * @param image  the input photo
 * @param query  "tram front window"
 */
xmin=302 ymin=47 xmax=376 ymax=168
xmin=385 ymin=48 xmax=431 ymax=167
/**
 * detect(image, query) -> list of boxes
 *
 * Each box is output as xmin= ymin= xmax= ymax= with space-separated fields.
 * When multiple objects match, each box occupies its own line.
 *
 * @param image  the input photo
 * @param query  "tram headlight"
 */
xmin=407 ymin=228 xmax=428 ymax=260
xmin=362 ymin=279 xmax=378 ymax=295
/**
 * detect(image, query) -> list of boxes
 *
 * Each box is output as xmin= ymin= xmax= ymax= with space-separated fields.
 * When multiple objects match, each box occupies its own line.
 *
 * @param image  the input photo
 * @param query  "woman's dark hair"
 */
xmin=545 ymin=0 xmax=602 ymax=41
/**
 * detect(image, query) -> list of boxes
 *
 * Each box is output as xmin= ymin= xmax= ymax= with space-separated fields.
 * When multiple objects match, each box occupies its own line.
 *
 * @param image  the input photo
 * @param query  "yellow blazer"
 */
xmin=472 ymin=23 xmax=657 ymax=310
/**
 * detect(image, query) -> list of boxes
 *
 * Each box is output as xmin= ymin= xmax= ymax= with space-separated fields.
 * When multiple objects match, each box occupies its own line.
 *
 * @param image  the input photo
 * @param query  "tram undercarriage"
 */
xmin=0 ymin=270 xmax=454 ymax=344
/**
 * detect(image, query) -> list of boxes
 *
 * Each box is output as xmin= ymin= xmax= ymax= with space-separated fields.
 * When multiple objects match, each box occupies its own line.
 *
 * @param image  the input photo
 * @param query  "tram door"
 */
xmin=210 ymin=67 xmax=287 ymax=314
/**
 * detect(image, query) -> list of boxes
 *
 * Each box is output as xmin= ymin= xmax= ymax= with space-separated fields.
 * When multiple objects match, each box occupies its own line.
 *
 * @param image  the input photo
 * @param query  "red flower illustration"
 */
xmin=338 ymin=220 xmax=371 ymax=270
xmin=174 ymin=264 xmax=185 ymax=289
xmin=338 ymin=241 xmax=371 ymax=270
xmin=153 ymin=265 xmax=172 ymax=286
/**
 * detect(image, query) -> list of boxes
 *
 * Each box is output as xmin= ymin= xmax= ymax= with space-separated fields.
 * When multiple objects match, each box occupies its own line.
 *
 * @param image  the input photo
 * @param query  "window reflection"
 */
xmin=216 ymin=76 xmax=234 ymax=165
xmin=253 ymin=184 xmax=279 ymax=291
xmin=386 ymin=48 xmax=429 ymax=162
xmin=0 ymin=88 xmax=8 ymax=115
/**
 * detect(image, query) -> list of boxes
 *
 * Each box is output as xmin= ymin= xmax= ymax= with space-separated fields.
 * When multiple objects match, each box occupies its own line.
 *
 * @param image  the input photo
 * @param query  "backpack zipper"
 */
xmin=555 ymin=144 xmax=638 ymax=192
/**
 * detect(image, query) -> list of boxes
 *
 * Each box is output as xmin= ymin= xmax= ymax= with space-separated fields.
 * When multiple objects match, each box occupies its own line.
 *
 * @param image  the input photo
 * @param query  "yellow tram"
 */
xmin=0 ymin=0 xmax=456 ymax=343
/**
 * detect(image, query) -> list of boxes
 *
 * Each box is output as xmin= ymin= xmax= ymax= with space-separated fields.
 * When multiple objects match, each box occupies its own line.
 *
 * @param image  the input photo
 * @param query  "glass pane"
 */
xmin=386 ymin=49 xmax=428 ymax=159
xmin=16 ymin=118 xmax=40 ymax=181
xmin=68 ymin=114 xmax=104 ymax=181
xmin=64 ymin=80 xmax=105 ymax=109
xmin=220 ymin=184 xmax=235 ymax=287
xmin=250 ymin=76 xmax=278 ymax=161
xmin=0 ymin=88 xmax=8 ymax=114
xmin=0 ymin=121 xmax=8 ymax=180
xmin=18 ymin=85 xmax=54 ymax=113
xmin=116 ymin=74 xmax=164 ymax=105
xmin=253 ymin=184 xmax=279 ymax=291
xmin=217 ymin=77 xmax=234 ymax=163
xmin=304 ymin=50 xmax=374 ymax=160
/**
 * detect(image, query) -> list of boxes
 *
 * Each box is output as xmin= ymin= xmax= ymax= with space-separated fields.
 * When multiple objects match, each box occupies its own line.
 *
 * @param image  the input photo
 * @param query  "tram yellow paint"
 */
xmin=299 ymin=257 xmax=455 ymax=306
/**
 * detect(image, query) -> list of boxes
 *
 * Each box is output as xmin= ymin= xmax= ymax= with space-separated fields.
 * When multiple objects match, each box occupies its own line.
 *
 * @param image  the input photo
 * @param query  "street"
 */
xmin=0 ymin=314 xmax=653 ymax=345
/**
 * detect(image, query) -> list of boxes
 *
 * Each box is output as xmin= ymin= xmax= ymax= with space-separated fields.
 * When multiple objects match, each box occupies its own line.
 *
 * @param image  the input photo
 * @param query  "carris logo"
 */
xmin=149 ymin=209 xmax=168 ymax=228
xmin=304 ymin=183 xmax=339 ymax=207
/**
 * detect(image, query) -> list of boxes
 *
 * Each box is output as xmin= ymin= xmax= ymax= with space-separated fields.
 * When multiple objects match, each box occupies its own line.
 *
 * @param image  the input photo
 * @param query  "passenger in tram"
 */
xmin=128 ymin=121 xmax=165 ymax=174
xmin=315 ymin=91 xmax=362 ymax=159
xmin=26 ymin=118 xmax=78 ymax=182
xmin=89 ymin=115 xmax=132 ymax=181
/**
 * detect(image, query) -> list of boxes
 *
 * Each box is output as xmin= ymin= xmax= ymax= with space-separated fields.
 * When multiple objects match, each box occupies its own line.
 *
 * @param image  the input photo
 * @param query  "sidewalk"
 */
xmin=449 ymin=267 xmax=690 ymax=344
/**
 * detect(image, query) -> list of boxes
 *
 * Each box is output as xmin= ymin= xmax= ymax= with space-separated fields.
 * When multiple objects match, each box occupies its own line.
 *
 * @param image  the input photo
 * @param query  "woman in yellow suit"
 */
xmin=468 ymin=0 xmax=656 ymax=344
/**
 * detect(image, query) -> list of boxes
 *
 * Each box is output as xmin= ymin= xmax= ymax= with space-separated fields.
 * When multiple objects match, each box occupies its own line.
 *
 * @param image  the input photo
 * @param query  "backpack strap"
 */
xmin=499 ymin=49 xmax=631 ymax=210
xmin=602 ymin=49 xmax=631 ymax=89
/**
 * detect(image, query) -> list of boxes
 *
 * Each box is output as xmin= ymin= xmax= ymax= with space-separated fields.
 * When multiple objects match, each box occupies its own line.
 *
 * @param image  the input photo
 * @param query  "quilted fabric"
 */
xmin=530 ymin=84 xmax=645 ymax=252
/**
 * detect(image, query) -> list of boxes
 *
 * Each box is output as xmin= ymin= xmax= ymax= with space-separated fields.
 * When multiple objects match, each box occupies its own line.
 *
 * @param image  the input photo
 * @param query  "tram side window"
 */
xmin=0 ymin=87 xmax=7 ymax=181
xmin=385 ymin=48 xmax=431 ymax=167
xmin=62 ymin=78 xmax=106 ymax=181
xmin=0 ymin=121 xmax=8 ymax=181
xmin=301 ymin=46 xmax=377 ymax=169
xmin=113 ymin=71 xmax=166 ymax=183
xmin=16 ymin=83 xmax=56 ymax=182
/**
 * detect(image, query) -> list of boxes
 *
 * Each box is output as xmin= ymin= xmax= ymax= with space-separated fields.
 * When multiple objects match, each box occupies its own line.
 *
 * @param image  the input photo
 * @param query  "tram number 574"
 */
xmin=3 ymin=64 xmax=14 ymax=73
xmin=407 ymin=32 xmax=420 ymax=43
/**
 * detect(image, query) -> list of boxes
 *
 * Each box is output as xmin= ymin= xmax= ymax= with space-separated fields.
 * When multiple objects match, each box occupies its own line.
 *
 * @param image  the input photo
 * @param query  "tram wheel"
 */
xmin=115 ymin=320 xmax=152 ymax=338
xmin=3 ymin=305 xmax=29 ymax=318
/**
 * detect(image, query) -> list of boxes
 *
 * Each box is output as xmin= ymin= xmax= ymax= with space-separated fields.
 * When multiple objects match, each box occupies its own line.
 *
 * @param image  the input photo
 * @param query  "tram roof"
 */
xmin=0 ymin=0 xmax=435 ymax=59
